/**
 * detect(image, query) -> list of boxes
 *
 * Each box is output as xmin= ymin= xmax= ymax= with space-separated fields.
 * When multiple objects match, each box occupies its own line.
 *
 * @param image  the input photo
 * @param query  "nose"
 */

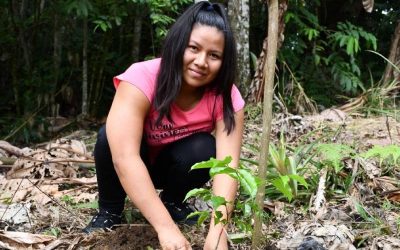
xmin=194 ymin=52 xmax=207 ymax=68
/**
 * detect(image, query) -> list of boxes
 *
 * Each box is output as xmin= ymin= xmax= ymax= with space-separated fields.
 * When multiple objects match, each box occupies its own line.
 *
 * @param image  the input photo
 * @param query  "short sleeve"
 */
xmin=215 ymin=84 xmax=245 ymax=121
xmin=113 ymin=58 xmax=161 ymax=102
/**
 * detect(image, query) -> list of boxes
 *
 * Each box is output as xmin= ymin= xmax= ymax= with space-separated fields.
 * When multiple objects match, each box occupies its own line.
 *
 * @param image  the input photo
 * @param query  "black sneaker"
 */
xmin=162 ymin=201 xmax=199 ymax=226
xmin=82 ymin=209 xmax=122 ymax=234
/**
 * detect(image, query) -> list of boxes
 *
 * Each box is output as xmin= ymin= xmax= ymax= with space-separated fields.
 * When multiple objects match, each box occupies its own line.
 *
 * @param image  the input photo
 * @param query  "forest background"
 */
xmin=0 ymin=0 xmax=400 ymax=249
xmin=0 ymin=0 xmax=399 ymax=143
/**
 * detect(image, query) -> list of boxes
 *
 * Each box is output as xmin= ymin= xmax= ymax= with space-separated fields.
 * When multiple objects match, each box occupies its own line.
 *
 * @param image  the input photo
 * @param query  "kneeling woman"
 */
xmin=84 ymin=2 xmax=245 ymax=249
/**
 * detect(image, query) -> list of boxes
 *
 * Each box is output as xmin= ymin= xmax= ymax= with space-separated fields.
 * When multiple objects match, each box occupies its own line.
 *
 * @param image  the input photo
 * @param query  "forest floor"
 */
xmin=0 ymin=107 xmax=399 ymax=249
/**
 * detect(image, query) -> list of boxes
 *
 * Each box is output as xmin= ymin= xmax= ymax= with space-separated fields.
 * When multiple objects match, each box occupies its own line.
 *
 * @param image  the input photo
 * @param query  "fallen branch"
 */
xmin=15 ymin=156 xmax=94 ymax=164
xmin=0 ymin=141 xmax=23 ymax=157
xmin=46 ymin=146 xmax=93 ymax=160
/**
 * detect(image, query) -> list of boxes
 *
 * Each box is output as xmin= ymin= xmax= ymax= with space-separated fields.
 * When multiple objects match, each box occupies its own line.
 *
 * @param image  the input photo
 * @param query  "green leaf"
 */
xmin=362 ymin=145 xmax=400 ymax=165
xmin=211 ymin=196 xmax=227 ymax=209
xmin=187 ymin=211 xmax=209 ymax=225
xmin=316 ymin=143 xmax=354 ymax=172
xmin=214 ymin=210 xmax=226 ymax=225
xmin=100 ymin=22 xmax=108 ymax=32
xmin=355 ymin=201 xmax=376 ymax=223
xmin=237 ymin=169 xmax=258 ymax=198
xmin=191 ymin=157 xmax=232 ymax=170
xmin=244 ymin=203 xmax=252 ymax=216
xmin=288 ymin=174 xmax=308 ymax=188
xmin=74 ymin=201 xmax=98 ymax=209
xmin=339 ymin=36 xmax=347 ymax=47
xmin=346 ymin=37 xmax=354 ymax=56
xmin=354 ymin=38 xmax=360 ymax=53
xmin=184 ymin=188 xmax=210 ymax=201
xmin=209 ymin=166 xmax=237 ymax=178
xmin=271 ymin=177 xmax=293 ymax=202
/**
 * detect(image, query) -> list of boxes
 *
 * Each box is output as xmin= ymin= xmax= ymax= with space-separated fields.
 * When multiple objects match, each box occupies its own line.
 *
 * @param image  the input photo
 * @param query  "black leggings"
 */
xmin=94 ymin=125 xmax=215 ymax=215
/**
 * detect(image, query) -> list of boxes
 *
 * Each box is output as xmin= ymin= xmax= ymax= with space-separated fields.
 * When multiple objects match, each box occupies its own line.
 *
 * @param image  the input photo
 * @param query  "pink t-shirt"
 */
xmin=113 ymin=58 xmax=245 ymax=158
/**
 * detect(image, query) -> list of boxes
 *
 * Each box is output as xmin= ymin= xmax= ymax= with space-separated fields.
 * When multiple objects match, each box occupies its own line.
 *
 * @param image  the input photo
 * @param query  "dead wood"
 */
xmin=0 ymin=141 xmax=23 ymax=157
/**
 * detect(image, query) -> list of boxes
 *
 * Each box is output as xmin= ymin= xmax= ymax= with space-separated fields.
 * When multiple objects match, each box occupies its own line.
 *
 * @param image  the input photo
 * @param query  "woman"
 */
xmin=84 ymin=2 xmax=245 ymax=249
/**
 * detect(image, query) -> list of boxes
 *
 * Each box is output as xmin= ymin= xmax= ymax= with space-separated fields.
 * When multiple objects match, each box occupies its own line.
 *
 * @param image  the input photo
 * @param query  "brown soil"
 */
xmin=91 ymin=225 xmax=159 ymax=249
xmin=84 ymin=224 xmax=206 ymax=250
xmin=1 ymin=110 xmax=399 ymax=249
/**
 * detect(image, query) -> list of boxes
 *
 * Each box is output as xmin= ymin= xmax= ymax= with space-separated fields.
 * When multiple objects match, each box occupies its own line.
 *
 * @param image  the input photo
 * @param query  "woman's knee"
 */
xmin=94 ymin=125 xmax=112 ymax=162
xmin=191 ymin=132 xmax=216 ymax=158
xmin=174 ymin=132 xmax=216 ymax=163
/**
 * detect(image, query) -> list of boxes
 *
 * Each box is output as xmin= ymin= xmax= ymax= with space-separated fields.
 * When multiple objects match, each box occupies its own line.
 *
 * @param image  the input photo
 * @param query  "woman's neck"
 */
xmin=175 ymin=86 xmax=205 ymax=111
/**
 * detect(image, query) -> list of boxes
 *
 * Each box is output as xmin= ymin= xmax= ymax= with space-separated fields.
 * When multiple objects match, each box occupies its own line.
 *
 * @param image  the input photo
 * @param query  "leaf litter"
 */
xmin=0 ymin=112 xmax=399 ymax=249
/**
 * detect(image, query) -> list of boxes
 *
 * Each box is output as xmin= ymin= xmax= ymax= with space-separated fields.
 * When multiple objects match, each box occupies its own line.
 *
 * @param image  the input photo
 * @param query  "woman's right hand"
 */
xmin=158 ymin=225 xmax=192 ymax=250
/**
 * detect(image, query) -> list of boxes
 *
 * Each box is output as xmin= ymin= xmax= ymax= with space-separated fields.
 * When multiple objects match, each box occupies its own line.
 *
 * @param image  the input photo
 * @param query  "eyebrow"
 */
xmin=189 ymin=40 xmax=223 ymax=55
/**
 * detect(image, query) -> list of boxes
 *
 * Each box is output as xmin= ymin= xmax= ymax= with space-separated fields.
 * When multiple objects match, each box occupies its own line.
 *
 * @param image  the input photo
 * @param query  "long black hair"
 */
xmin=154 ymin=1 xmax=238 ymax=134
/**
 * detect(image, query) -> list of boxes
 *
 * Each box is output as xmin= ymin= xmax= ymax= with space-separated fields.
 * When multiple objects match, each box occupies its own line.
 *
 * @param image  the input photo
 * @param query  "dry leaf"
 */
xmin=358 ymin=158 xmax=381 ymax=179
xmin=312 ymin=168 xmax=327 ymax=213
xmin=0 ymin=203 xmax=31 ymax=224
xmin=0 ymin=231 xmax=55 ymax=245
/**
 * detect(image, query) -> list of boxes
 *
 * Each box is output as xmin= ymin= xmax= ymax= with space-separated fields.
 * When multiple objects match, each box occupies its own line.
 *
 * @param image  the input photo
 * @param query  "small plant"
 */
xmin=61 ymin=195 xmax=75 ymax=205
xmin=185 ymin=156 xmax=260 ymax=234
xmin=267 ymin=137 xmax=310 ymax=202
xmin=315 ymin=143 xmax=355 ymax=173
xmin=242 ymin=136 xmax=312 ymax=202
xmin=73 ymin=201 xmax=98 ymax=209
xmin=44 ymin=227 xmax=61 ymax=237
xmin=362 ymin=145 xmax=400 ymax=167
xmin=355 ymin=201 xmax=380 ymax=224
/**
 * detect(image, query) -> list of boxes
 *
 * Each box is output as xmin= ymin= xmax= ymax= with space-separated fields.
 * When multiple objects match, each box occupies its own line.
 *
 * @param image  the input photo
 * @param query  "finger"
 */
xmin=161 ymin=243 xmax=174 ymax=250
xmin=177 ymin=243 xmax=192 ymax=250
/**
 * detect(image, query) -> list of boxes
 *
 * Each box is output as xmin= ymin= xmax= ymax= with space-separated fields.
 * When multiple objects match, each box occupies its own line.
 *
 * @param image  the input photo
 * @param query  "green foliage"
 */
xmin=355 ymin=201 xmax=381 ymax=225
xmin=267 ymin=137 xmax=309 ymax=202
xmin=66 ymin=0 xmax=94 ymax=17
xmin=330 ymin=21 xmax=377 ymax=57
xmin=44 ymin=227 xmax=62 ymax=237
xmin=61 ymin=195 xmax=75 ymax=205
xmin=362 ymin=145 xmax=400 ymax=166
xmin=315 ymin=143 xmax=355 ymax=173
xmin=279 ymin=0 xmax=389 ymax=109
xmin=0 ymin=0 xmax=194 ymax=142
xmin=186 ymin=157 xmax=260 ymax=231
xmin=146 ymin=0 xmax=191 ymax=44
xmin=326 ymin=21 xmax=377 ymax=93
xmin=73 ymin=201 xmax=98 ymax=209
xmin=191 ymin=157 xmax=259 ymax=198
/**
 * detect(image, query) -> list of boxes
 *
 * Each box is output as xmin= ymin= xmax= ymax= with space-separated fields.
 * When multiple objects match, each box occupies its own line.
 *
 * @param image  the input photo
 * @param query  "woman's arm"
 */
xmin=204 ymin=108 xmax=245 ymax=250
xmin=106 ymin=81 xmax=191 ymax=250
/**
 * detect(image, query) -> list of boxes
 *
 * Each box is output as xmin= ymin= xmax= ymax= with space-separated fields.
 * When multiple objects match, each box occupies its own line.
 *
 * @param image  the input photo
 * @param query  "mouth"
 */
xmin=189 ymin=68 xmax=206 ymax=77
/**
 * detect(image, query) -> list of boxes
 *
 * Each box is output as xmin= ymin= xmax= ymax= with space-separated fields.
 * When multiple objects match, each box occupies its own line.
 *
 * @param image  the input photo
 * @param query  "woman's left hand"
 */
xmin=203 ymin=225 xmax=228 ymax=250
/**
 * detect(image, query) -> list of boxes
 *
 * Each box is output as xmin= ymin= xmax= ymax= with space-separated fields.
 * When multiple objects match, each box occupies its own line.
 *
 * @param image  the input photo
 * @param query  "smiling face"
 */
xmin=182 ymin=24 xmax=225 ymax=92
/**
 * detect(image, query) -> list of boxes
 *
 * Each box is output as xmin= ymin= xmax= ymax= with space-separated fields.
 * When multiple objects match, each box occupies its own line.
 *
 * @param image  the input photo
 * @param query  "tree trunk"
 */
xmin=53 ymin=11 xmax=62 ymax=117
xmin=132 ymin=6 xmax=143 ymax=62
xmin=11 ymin=0 xmax=31 ymax=73
xmin=246 ymin=0 xmax=288 ymax=103
xmin=81 ymin=17 xmax=88 ymax=117
xmin=382 ymin=20 xmax=400 ymax=84
xmin=228 ymin=0 xmax=251 ymax=90
xmin=10 ymin=0 xmax=30 ymax=115
xmin=251 ymin=0 xmax=279 ymax=248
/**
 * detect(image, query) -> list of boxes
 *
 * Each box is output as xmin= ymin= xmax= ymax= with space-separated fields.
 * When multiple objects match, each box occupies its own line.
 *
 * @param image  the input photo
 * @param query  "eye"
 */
xmin=188 ymin=45 xmax=198 ymax=52
xmin=210 ymin=53 xmax=221 ymax=60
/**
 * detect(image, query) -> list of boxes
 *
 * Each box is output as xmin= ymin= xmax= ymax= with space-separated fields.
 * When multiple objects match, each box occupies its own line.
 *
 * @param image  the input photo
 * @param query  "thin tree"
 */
xmin=247 ymin=0 xmax=287 ymax=103
xmin=251 ymin=0 xmax=279 ymax=248
xmin=383 ymin=20 xmax=400 ymax=83
xmin=82 ymin=16 xmax=88 ymax=117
